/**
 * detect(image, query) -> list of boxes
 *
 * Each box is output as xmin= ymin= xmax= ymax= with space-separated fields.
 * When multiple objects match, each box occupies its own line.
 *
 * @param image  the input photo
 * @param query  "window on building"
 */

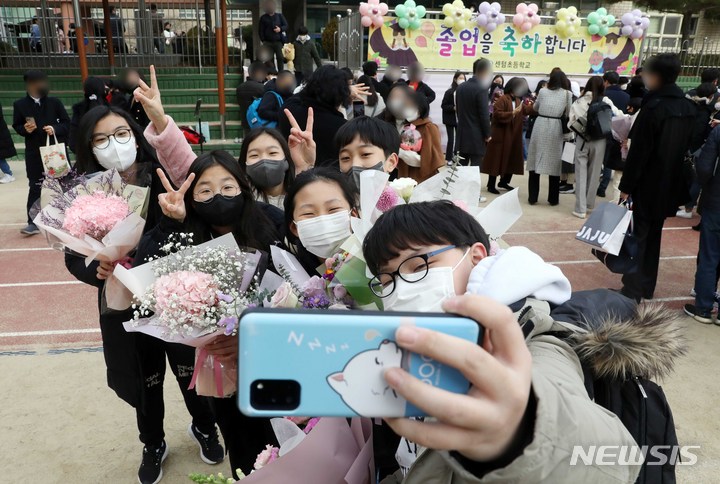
xmin=645 ymin=14 xmax=684 ymax=51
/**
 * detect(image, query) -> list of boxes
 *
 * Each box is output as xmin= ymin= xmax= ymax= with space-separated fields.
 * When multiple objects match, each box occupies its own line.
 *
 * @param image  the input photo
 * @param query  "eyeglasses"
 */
xmin=91 ymin=127 xmax=133 ymax=150
xmin=193 ymin=185 xmax=242 ymax=203
xmin=369 ymin=245 xmax=456 ymax=298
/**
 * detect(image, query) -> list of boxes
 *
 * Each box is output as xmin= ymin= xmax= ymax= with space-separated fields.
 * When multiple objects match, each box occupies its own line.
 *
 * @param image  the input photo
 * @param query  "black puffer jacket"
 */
xmin=0 ymin=102 xmax=17 ymax=160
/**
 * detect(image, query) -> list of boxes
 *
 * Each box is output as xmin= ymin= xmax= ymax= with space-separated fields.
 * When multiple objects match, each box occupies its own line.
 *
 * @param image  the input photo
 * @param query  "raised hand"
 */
xmin=350 ymin=83 xmax=371 ymax=102
xmin=285 ymin=107 xmax=316 ymax=173
xmin=134 ymin=65 xmax=167 ymax=133
xmin=383 ymin=295 xmax=533 ymax=462
xmin=157 ymin=168 xmax=195 ymax=222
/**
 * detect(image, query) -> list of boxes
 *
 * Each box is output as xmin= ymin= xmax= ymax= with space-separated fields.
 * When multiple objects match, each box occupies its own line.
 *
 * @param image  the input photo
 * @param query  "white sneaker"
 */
xmin=676 ymin=209 xmax=692 ymax=219
xmin=0 ymin=174 xmax=14 ymax=184
xmin=572 ymin=211 xmax=587 ymax=219
xmin=479 ymin=196 xmax=487 ymax=203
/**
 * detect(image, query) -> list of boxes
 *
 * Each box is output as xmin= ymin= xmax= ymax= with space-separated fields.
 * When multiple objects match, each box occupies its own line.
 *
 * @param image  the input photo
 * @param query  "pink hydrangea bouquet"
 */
xmin=62 ymin=192 xmax=131 ymax=240
xmin=35 ymin=169 xmax=148 ymax=262
xmin=117 ymin=232 xmax=265 ymax=397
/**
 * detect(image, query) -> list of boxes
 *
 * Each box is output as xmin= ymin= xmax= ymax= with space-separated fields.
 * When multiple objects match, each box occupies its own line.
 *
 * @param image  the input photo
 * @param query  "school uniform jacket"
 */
xmin=12 ymin=94 xmax=70 ymax=163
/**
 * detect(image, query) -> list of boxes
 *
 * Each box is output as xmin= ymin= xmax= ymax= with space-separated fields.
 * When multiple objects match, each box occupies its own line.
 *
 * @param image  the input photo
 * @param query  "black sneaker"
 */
xmin=498 ymin=183 xmax=514 ymax=191
xmin=138 ymin=440 xmax=168 ymax=484
xmin=188 ymin=423 xmax=224 ymax=464
xmin=487 ymin=186 xmax=500 ymax=194
xmin=684 ymin=304 xmax=714 ymax=324
xmin=693 ymin=223 xmax=701 ymax=232
xmin=559 ymin=184 xmax=575 ymax=194
xmin=597 ymin=189 xmax=606 ymax=198
xmin=20 ymin=223 xmax=40 ymax=235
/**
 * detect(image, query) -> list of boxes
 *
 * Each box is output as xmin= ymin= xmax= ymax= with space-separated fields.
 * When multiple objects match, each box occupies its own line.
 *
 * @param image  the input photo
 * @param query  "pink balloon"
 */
xmin=415 ymin=36 xmax=427 ymax=48
xmin=420 ymin=21 xmax=435 ymax=38
xmin=359 ymin=4 xmax=369 ymax=15
xmin=521 ymin=22 xmax=532 ymax=32
xmin=361 ymin=16 xmax=373 ymax=27
xmin=513 ymin=13 xmax=524 ymax=27
xmin=516 ymin=3 xmax=528 ymax=14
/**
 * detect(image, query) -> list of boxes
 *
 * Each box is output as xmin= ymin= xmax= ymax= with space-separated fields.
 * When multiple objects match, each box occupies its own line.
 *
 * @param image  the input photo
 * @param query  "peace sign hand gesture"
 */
xmin=134 ymin=65 xmax=168 ymax=133
xmin=285 ymin=107 xmax=316 ymax=174
xmin=157 ymin=168 xmax=195 ymax=222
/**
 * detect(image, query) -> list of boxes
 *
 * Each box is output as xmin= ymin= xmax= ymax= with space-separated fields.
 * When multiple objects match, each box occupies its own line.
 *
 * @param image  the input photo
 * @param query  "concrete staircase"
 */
xmin=0 ymin=68 xmax=245 ymax=162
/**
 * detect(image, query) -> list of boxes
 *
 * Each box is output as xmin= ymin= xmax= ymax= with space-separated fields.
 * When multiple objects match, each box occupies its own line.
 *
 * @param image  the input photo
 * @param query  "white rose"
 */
xmin=270 ymin=282 xmax=299 ymax=308
xmin=389 ymin=178 xmax=418 ymax=202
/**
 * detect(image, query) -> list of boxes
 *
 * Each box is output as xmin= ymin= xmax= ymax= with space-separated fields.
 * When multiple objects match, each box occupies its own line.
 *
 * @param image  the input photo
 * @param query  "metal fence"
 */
xmin=0 ymin=2 xmax=252 ymax=72
xmin=640 ymin=36 xmax=720 ymax=77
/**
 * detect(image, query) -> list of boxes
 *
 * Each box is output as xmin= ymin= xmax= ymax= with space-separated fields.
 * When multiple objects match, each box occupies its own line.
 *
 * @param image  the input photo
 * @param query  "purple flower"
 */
xmin=302 ymin=294 xmax=331 ymax=309
xmin=218 ymin=316 xmax=238 ymax=335
xmin=301 ymin=276 xmax=327 ymax=298
xmin=217 ymin=292 xmax=234 ymax=303
xmin=376 ymin=186 xmax=400 ymax=213
xmin=333 ymin=284 xmax=347 ymax=300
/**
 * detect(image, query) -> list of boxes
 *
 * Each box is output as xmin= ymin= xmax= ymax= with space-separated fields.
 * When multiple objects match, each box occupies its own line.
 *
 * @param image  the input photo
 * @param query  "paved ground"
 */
xmin=1 ymin=159 xmax=717 ymax=483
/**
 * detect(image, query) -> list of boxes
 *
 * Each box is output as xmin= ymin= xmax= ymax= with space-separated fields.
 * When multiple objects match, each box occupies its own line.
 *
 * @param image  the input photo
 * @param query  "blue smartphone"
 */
xmin=237 ymin=308 xmax=482 ymax=418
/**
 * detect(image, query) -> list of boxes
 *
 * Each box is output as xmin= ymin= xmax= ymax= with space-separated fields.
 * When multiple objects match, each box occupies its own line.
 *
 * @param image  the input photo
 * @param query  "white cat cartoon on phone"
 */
xmin=327 ymin=340 xmax=407 ymax=417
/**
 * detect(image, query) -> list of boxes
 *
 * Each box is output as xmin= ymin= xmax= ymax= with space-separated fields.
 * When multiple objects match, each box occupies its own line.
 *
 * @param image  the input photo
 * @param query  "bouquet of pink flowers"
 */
xmin=35 ymin=169 xmax=149 ymax=263
xmin=115 ymin=233 xmax=265 ymax=397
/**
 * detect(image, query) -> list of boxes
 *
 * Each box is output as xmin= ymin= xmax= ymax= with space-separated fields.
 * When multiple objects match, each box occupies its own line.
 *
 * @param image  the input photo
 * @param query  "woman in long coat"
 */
xmin=526 ymin=70 xmax=573 ymax=205
xmin=483 ymin=77 xmax=534 ymax=193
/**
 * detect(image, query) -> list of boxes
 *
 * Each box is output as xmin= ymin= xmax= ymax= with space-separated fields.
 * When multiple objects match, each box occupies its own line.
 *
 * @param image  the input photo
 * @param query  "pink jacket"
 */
xmin=144 ymin=116 xmax=196 ymax=187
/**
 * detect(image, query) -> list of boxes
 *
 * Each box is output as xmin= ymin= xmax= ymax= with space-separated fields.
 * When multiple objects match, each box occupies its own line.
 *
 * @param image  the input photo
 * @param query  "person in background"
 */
xmin=526 ymin=69 xmax=572 ymax=206
xmin=258 ymin=0 xmax=288 ymax=72
xmin=619 ymin=76 xmax=629 ymax=91
xmin=406 ymin=62 xmax=435 ymax=104
xmin=626 ymin=69 xmax=647 ymax=99
xmin=237 ymin=61 xmax=268 ymax=132
xmin=686 ymin=68 xmax=720 ymax=101
xmin=150 ymin=4 xmax=164 ymax=54
xmin=357 ymin=74 xmax=385 ymax=117
xmin=257 ymin=70 xmax=296 ymax=126
xmin=111 ymin=68 xmax=151 ymax=128
xmin=56 ymin=22 xmax=66 ymax=53
xmin=68 ymin=23 xmax=77 ymax=53
xmin=489 ymin=74 xmax=504 ymax=116
xmin=30 ymin=18 xmax=41 ymax=52
xmin=686 ymin=124 xmax=720 ymax=323
xmin=380 ymin=64 xmax=404 ymax=98
xmin=484 ymin=77 xmax=534 ymax=194
xmin=0 ymin=102 xmax=17 ymax=184
xmin=12 ymin=70 xmax=70 ymax=235
xmin=163 ymin=22 xmax=176 ymax=53
xmin=109 ymin=6 xmax=126 ymax=54
xmin=568 ymin=76 xmax=621 ymax=219
xmin=677 ymin=82 xmax=717 ymax=220
xmin=456 ymin=58 xmax=493 ymax=200
xmin=380 ymin=82 xmax=413 ymax=132
xmin=596 ymin=71 xmax=630 ymax=198
xmin=293 ymin=26 xmax=322 ymax=85
xmin=69 ymin=76 xmax=109 ymax=153
xmin=524 ymin=80 xmax=546 ymax=159
xmin=363 ymin=60 xmax=390 ymax=103
xmin=441 ymin=71 xmax=465 ymax=162
xmin=619 ymin=54 xmax=696 ymax=303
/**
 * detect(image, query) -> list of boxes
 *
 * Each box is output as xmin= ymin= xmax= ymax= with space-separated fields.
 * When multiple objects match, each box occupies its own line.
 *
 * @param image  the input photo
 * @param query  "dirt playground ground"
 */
xmin=1 ymin=161 xmax=718 ymax=483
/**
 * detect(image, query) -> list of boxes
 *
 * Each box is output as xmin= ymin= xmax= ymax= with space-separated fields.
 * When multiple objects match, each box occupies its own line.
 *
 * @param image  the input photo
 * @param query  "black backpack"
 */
xmin=585 ymin=101 xmax=613 ymax=140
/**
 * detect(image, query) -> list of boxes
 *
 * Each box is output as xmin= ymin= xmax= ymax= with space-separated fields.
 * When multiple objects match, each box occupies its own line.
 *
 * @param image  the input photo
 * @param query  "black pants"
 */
xmin=459 ymin=152 xmax=482 ymax=168
xmin=264 ymin=40 xmax=284 ymax=71
xmin=445 ymin=125 xmax=455 ymax=161
xmin=528 ymin=171 xmax=560 ymax=205
xmin=136 ymin=341 xmax=216 ymax=446
xmin=621 ymin=213 xmax=666 ymax=301
xmin=26 ymin=154 xmax=43 ymax=224
xmin=488 ymin=174 xmax=513 ymax=190
xmin=212 ymin=398 xmax=277 ymax=479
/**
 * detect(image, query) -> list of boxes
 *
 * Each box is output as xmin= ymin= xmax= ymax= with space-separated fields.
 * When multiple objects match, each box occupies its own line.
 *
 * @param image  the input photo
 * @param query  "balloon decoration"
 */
xmin=359 ymin=0 xmax=389 ymax=28
xmin=512 ymin=3 xmax=540 ymax=33
xmin=442 ymin=0 xmax=473 ymax=31
xmin=394 ymin=0 xmax=427 ymax=31
xmin=555 ymin=6 xmax=581 ymax=38
xmin=476 ymin=2 xmax=506 ymax=33
xmin=586 ymin=8 xmax=615 ymax=37
xmin=621 ymin=9 xmax=650 ymax=40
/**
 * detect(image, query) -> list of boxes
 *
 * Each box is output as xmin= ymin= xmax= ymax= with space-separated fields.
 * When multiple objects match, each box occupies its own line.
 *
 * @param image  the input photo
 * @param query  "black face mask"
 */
xmin=345 ymin=161 xmax=385 ymax=190
xmin=246 ymin=158 xmax=289 ymax=189
xmin=192 ymin=194 xmax=244 ymax=227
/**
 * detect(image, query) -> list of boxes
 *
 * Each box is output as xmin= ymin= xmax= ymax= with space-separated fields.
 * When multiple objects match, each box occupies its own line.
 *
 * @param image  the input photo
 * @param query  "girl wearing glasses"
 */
xmin=68 ymin=105 xmax=224 ymax=483
xmin=361 ymin=201 xmax=645 ymax=483
xmin=134 ymin=149 xmax=283 ymax=480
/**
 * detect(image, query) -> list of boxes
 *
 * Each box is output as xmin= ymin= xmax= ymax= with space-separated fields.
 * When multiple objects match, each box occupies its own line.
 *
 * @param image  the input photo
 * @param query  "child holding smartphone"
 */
xmin=361 ymin=201 xmax=646 ymax=483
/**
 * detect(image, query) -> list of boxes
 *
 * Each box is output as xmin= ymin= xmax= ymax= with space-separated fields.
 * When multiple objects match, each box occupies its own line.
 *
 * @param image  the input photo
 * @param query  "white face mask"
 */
xmin=295 ymin=210 xmax=352 ymax=258
xmin=384 ymin=249 xmax=469 ymax=313
xmin=456 ymin=79 xmax=465 ymax=86
xmin=404 ymin=108 xmax=419 ymax=122
xmin=92 ymin=136 xmax=137 ymax=172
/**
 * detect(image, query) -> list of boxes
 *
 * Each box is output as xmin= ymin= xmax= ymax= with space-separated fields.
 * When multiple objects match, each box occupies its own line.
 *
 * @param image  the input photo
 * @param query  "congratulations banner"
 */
xmin=368 ymin=19 xmax=641 ymax=76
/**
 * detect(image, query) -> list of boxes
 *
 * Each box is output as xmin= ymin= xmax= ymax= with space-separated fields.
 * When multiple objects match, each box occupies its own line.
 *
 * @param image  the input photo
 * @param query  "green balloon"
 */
xmin=410 ymin=19 xmax=421 ymax=30
xmin=395 ymin=4 xmax=407 ymax=17
xmin=407 ymin=0 xmax=416 ymax=7
xmin=607 ymin=15 xmax=616 ymax=25
xmin=588 ymin=24 xmax=600 ymax=35
xmin=599 ymin=26 xmax=609 ymax=36
xmin=398 ymin=17 xmax=410 ymax=29
xmin=587 ymin=12 xmax=599 ymax=24
xmin=416 ymin=6 xmax=426 ymax=17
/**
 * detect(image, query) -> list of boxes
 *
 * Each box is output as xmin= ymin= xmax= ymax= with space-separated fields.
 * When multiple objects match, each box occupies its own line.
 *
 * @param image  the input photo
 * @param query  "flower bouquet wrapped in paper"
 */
xmin=399 ymin=123 xmax=422 ymax=152
xmin=240 ymin=417 xmax=374 ymax=484
xmin=113 ymin=232 xmax=264 ymax=397
xmin=34 ymin=169 xmax=149 ymax=264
